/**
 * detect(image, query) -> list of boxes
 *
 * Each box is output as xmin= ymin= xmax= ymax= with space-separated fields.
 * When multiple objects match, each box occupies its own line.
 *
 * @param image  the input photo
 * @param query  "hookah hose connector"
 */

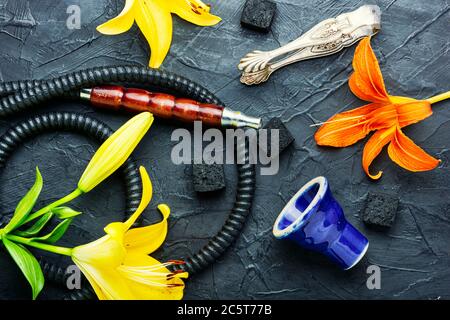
xmin=80 ymin=86 xmax=262 ymax=129
xmin=221 ymin=108 xmax=261 ymax=129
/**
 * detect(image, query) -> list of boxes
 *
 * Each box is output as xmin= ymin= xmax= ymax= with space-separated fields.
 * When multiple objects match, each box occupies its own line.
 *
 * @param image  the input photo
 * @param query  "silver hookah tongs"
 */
xmin=238 ymin=5 xmax=382 ymax=86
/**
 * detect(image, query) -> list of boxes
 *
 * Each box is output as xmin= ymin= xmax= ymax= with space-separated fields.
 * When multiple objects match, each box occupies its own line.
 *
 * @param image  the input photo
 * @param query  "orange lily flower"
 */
xmin=315 ymin=37 xmax=449 ymax=179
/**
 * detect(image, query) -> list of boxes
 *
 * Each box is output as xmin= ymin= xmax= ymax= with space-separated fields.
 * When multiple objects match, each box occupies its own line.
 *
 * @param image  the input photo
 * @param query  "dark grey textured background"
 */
xmin=0 ymin=0 xmax=449 ymax=299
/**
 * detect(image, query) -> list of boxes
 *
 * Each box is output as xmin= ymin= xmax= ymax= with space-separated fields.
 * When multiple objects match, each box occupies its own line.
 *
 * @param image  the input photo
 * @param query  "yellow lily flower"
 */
xmin=72 ymin=166 xmax=188 ymax=300
xmin=97 ymin=0 xmax=222 ymax=68
xmin=22 ymin=112 xmax=154 ymax=226
xmin=78 ymin=112 xmax=153 ymax=193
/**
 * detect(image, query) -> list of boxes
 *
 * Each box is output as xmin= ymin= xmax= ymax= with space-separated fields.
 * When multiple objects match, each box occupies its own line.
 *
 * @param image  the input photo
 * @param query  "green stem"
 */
xmin=21 ymin=188 xmax=84 ymax=226
xmin=6 ymin=234 xmax=72 ymax=256
xmin=427 ymin=91 xmax=450 ymax=104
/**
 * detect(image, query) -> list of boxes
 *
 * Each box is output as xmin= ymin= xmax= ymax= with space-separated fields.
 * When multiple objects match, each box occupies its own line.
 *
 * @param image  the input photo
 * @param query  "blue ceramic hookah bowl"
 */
xmin=273 ymin=177 xmax=368 ymax=270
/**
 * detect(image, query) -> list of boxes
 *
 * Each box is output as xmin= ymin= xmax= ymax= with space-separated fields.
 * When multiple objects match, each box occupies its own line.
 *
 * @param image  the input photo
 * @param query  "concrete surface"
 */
xmin=0 ymin=0 xmax=449 ymax=299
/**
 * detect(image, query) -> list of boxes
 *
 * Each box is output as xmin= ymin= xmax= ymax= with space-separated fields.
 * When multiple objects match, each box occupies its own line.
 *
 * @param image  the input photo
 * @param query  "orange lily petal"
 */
xmin=315 ymin=103 xmax=380 ymax=147
xmin=394 ymin=99 xmax=433 ymax=128
xmin=365 ymin=104 xmax=398 ymax=131
xmin=362 ymin=126 xmax=396 ymax=179
xmin=387 ymin=127 xmax=440 ymax=172
xmin=349 ymin=37 xmax=389 ymax=103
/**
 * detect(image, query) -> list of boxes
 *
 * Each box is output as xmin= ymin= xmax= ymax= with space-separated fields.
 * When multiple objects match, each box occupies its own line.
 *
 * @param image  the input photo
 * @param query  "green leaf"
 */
xmin=14 ymin=212 xmax=54 ymax=238
xmin=2 ymin=237 xmax=45 ymax=300
xmin=51 ymin=207 xmax=82 ymax=219
xmin=13 ymin=207 xmax=80 ymax=239
xmin=30 ymin=218 xmax=74 ymax=244
xmin=3 ymin=167 xmax=43 ymax=234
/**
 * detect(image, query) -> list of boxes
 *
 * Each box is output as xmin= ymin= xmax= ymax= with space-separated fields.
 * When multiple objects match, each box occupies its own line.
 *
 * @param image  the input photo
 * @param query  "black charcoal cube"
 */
xmin=260 ymin=117 xmax=294 ymax=157
xmin=241 ymin=0 xmax=277 ymax=33
xmin=362 ymin=192 xmax=399 ymax=228
xmin=193 ymin=163 xmax=225 ymax=193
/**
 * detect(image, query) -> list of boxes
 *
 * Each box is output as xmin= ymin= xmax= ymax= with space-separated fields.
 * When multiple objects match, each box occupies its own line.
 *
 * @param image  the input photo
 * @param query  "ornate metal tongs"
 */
xmin=238 ymin=5 xmax=381 ymax=85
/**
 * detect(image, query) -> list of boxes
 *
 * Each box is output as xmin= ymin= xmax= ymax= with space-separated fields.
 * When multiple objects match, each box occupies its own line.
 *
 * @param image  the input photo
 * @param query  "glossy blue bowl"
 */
xmin=273 ymin=177 xmax=368 ymax=270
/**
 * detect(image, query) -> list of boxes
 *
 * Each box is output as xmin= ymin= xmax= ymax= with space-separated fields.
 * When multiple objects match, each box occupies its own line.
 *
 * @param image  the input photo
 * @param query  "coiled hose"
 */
xmin=0 ymin=66 xmax=256 ymax=299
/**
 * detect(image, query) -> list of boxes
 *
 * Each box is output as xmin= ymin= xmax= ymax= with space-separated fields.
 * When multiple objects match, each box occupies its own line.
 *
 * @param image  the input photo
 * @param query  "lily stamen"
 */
xmin=168 ymin=283 xmax=185 ymax=288
xmin=310 ymin=115 xmax=365 ymax=127
xmin=167 ymin=270 xmax=188 ymax=280
xmin=168 ymin=260 xmax=185 ymax=265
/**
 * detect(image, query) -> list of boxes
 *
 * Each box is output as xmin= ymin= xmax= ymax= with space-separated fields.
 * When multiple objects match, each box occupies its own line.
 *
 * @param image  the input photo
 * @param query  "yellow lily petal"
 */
xmin=124 ymin=166 xmax=153 ymax=230
xmin=78 ymin=112 xmax=153 ymax=193
xmin=72 ymin=235 xmax=126 ymax=267
xmin=124 ymin=204 xmax=170 ymax=255
xmin=121 ymin=254 xmax=186 ymax=300
xmin=74 ymin=259 xmax=134 ymax=299
xmin=73 ymin=258 xmax=107 ymax=300
xmin=134 ymin=0 xmax=173 ymax=68
xmin=164 ymin=0 xmax=222 ymax=26
xmin=191 ymin=0 xmax=211 ymax=12
xmin=104 ymin=222 xmax=127 ymax=242
xmin=97 ymin=0 xmax=136 ymax=35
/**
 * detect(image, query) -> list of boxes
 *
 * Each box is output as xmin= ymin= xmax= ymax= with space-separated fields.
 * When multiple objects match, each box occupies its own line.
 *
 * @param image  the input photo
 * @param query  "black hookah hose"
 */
xmin=0 ymin=66 xmax=256 ymax=298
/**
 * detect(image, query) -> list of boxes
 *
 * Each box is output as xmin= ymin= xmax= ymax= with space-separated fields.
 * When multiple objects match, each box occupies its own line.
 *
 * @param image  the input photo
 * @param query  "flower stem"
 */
xmin=21 ymin=188 xmax=84 ymax=226
xmin=427 ymin=91 xmax=450 ymax=104
xmin=5 ymin=234 xmax=72 ymax=256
